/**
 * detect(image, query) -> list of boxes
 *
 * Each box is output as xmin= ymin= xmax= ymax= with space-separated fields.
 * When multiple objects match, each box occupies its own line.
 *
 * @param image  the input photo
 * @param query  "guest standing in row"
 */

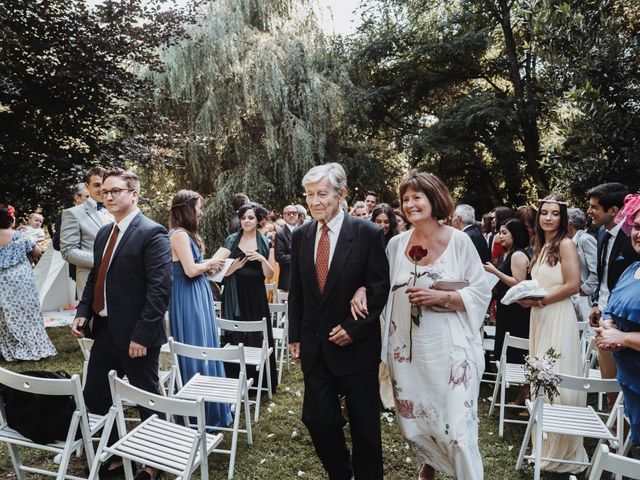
xmin=518 ymin=195 xmax=587 ymax=473
xmin=595 ymin=194 xmax=640 ymax=446
xmin=168 ymin=190 xmax=232 ymax=428
xmin=275 ymin=205 xmax=298 ymax=292
xmin=222 ymin=203 xmax=277 ymax=392
xmin=383 ymin=172 xmax=490 ymax=480
xmin=371 ymin=203 xmax=398 ymax=245
xmin=483 ymin=219 xmax=530 ymax=403
xmin=567 ymin=207 xmax=598 ymax=323
xmin=0 ymin=204 xmax=56 ymax=361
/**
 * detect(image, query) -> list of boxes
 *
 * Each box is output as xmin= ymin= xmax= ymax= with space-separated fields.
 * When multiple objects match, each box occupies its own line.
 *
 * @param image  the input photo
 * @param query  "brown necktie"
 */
xmin=92 ymin=225 xmax=120 ymax=314
xmin=316 ymin=224 xmax=330 ymax=293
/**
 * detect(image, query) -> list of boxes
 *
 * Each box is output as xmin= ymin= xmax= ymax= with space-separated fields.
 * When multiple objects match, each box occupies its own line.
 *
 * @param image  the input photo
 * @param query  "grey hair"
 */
xmin=72 ymin=183 xmax=87 ymax=197
xmin=302 ymin=163 xmax=347 ymax=193
xmin=567 ymin=207 xmax=587 ymax=230
xmin=454 ymin=204 xmax=476 ymax=225
xmin=352 ymin=200 xmax=366 ymax=211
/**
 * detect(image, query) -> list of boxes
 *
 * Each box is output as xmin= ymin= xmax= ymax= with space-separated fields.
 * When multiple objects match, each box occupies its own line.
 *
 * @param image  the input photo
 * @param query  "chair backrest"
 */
xmin=168 ymin=337 xmax=247 ymax=365
xmin=588 ymin=444 xmax=640 ymax=479
xmin=278 ymin=290 xmax=289 ymax=302
xmin=217 ymin=317 xmax=269 ymax=336
xmin=0 ymin=367 xmax=81 ymax=397
xmin=500 ymin=332 xmax=529 ymax=360
xmin=108 ymin=370 xmax=204 ymax=421
xmin=557 ymin=373 xmax=622 ymax=394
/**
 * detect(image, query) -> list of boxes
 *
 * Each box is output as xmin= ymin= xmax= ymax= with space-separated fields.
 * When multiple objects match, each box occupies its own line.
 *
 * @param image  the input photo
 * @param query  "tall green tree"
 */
xmin=0 ymin=0 xmax=195 ymax=224
xmin=150 ymin=0 xmax=362 ymax=245
xmin=349 ymin=0 xmax=640 ymax=211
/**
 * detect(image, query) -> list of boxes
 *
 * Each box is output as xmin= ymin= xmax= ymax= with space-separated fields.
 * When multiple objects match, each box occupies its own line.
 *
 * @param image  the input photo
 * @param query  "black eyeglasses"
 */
xmin=100 ymin=188 xmax=134 ymax=199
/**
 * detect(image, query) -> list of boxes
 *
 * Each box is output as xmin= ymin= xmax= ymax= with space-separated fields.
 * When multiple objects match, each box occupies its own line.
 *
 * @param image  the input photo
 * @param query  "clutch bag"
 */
xmin=430 ymin=279 xmax=468 ymax=312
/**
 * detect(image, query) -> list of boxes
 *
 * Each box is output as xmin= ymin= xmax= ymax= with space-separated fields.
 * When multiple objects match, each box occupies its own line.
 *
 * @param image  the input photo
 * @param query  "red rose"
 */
xmin=408 ymin=245 xmax=428 ymax=262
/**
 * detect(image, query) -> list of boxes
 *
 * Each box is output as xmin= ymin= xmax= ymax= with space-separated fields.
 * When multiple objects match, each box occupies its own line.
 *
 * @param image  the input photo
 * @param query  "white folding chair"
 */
xmin=516 ymin=374 xmax=624 ymax=480
xmin=168 ymin=339 xmax=253 ymax=479
xmin=77 ymin=338 xmax=172 ymax=395
xmin=480 ymin=324 xmax=497 ymax=386
xmin=583 ymin=337 xmax=606 ymax=411
xmin=269 ymin=303 xmax=289 ymax=383
xmin=569 ymin=444 xmax=640 ymax=480
xmin=278 ymin=290 xmax=289 ymax=302
xmin=488 ymin=332 xmax=529 ymax=437
xmin=88 ymin=371 xmax=223 ymax=480
xmin=0 ymin=367 xmax=107 ymax=480
xmin=218 ymin=317 xmax=274 ymax=422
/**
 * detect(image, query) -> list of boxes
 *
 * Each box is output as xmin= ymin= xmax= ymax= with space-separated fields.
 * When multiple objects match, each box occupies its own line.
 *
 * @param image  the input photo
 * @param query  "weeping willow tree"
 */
xmin=149 ymin=0 xmax=348 ymax=246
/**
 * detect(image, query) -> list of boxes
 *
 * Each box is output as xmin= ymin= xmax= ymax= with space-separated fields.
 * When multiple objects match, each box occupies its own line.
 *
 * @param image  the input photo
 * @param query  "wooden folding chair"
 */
xmin=168 ymin=339 xmax=253 ymax=479
xmin=88 ymin=371 xmax=223 ymax=480
xmin=0 ymin=367 xmax=106 ymax=480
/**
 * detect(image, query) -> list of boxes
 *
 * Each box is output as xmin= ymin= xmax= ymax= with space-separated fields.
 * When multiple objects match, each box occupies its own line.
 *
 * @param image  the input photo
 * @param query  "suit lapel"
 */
xmin=597 ymin=227 xmax=606 ymax=280
xmin=110 ymin=212 xmax=142 ymax=265
xmin=84 ymin=202 xmax=105 ymax=229
xmin=320 ymin=214 xmax=354 ymax=302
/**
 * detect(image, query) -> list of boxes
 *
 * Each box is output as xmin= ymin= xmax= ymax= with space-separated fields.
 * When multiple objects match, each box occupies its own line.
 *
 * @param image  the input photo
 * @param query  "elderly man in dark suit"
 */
xmin=71 ymin=168 xmax=172 ymax=480
xmin=274 ymin=204 xmax=298 ymax=291
xmin=288 ymin=163 xmax=390 ymax=480
xmin=452 ymin=203 xmax=490 ymax=263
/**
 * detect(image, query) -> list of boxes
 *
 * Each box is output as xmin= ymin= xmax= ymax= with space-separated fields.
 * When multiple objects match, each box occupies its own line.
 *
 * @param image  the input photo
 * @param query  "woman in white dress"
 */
xmin=381 ymin=173 xmax=491 ymax=480
xmin=517 ymin=195 xmax=588 ymax=472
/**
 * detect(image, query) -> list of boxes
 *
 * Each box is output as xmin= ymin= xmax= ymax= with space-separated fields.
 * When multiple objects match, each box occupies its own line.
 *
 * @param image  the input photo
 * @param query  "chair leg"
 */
xmin=265 ymin=354 xmax=273 ymax=400
xmin=516 ymin=404 xmax=534 ymax=470
xmin=489 ymin=365 xmax=502 ymax=416
xmin=499 ymin=377 xmax=507 ymax=438
xmin=228 ymin=402 xmax=242 ymax=479
xmin=123 ymin=458 xmax=136 ymax=480
xmin=88 ymin=411 xmax=117 ymax=480
xmin=533 ymin=410 xmax=543 ymax=480
xmin=56 ymin=414 xmax=81 ymax=480
xmin=254 ymin=364 xmax=264 ymax=422
xmin=200 ymin=436 xmax=209 ymax=480
xmin=6 ymin=443 xmax=25 ymax=480
xmin=243 ymin=391 xmax=253 ymax=445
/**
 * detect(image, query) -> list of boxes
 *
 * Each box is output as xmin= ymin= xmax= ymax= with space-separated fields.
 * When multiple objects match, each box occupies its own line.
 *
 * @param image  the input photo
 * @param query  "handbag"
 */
xmin=0 ymin=370 xmax=78 ymax=444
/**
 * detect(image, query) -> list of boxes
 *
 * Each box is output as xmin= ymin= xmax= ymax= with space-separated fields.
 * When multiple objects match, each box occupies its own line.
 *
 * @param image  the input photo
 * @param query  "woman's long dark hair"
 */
xmin=500 ymin=218 xmax=530 ymax=253
xmin=169 ymin=190 xmax=204 ymax=252
xmin=371 ymin=203 xmax=398 ymax=243
xmin=531 ymin=194 xmax=569 ymax=267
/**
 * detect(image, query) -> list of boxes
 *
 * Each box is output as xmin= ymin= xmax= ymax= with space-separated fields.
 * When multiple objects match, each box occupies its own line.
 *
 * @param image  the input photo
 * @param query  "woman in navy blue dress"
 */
xmin=168 ymin=190 xmax=232 ymax=427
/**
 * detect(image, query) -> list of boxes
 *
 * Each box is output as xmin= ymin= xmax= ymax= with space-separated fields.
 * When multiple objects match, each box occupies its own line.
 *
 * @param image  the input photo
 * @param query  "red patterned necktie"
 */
xmin=316 ymin=224 xmax=330 ymax=293
xmin=92 ymin=225 xmax=120 ymax=314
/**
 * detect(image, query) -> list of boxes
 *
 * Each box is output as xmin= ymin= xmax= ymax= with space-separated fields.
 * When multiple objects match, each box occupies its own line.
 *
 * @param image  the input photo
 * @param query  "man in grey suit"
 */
xmin=61 ymin=166 xmax=113 ymax=299
xmin=567 ymin=207 xmax=598 ymax=322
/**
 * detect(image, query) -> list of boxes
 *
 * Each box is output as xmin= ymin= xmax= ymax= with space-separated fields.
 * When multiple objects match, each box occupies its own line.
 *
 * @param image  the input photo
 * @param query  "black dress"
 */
xmin=221 ymin=246 xmax=278 ymax=393
xmin=493 ymin=249 xmax=531 ymax=364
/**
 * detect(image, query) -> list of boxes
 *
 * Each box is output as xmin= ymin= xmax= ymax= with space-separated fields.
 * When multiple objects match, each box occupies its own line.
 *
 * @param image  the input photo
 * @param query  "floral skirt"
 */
xmin=387 ymin=308 xmax=483 ymax=479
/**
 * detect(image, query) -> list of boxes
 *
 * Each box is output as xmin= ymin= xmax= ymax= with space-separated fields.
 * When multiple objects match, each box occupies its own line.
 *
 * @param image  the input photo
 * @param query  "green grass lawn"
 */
xmin=0 ymin=328 xmax=586 ymax=479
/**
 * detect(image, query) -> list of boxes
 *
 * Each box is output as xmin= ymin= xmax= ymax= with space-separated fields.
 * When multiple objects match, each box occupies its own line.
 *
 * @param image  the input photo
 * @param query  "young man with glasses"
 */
xmin=71 ymin=168 xmax=171 ymax=480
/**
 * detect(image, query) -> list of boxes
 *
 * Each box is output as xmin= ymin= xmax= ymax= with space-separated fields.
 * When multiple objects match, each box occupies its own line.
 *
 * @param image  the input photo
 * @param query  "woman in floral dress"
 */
xmin=0 ymin=204 xmax=56 ymax=361
xmin=382 ymin=173 xmax=491 ymax=480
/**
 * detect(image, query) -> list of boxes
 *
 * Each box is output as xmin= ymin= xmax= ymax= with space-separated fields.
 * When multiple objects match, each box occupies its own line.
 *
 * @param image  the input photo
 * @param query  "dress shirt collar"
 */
xmin=286 ymin=223 xmax=296 ymax=233
xmin=115 ymin=208 xmax=140 ymax=234
xmin=462 ymin=224 xmax=473 ymax=232
xmin=316 ymin=209 xmax=345 ymax=235
xmin=85 ymin=197 xmax=98 ymax=210
xmin=606 ymin=222 xmax=622 ymax=239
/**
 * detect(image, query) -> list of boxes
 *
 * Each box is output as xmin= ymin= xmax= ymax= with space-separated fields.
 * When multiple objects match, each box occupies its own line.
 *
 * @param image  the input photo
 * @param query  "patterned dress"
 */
xmin=0 ymin=232 xmax=56 ymax=361
xmin=383 ymin=229 xmax=491 ymax=479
